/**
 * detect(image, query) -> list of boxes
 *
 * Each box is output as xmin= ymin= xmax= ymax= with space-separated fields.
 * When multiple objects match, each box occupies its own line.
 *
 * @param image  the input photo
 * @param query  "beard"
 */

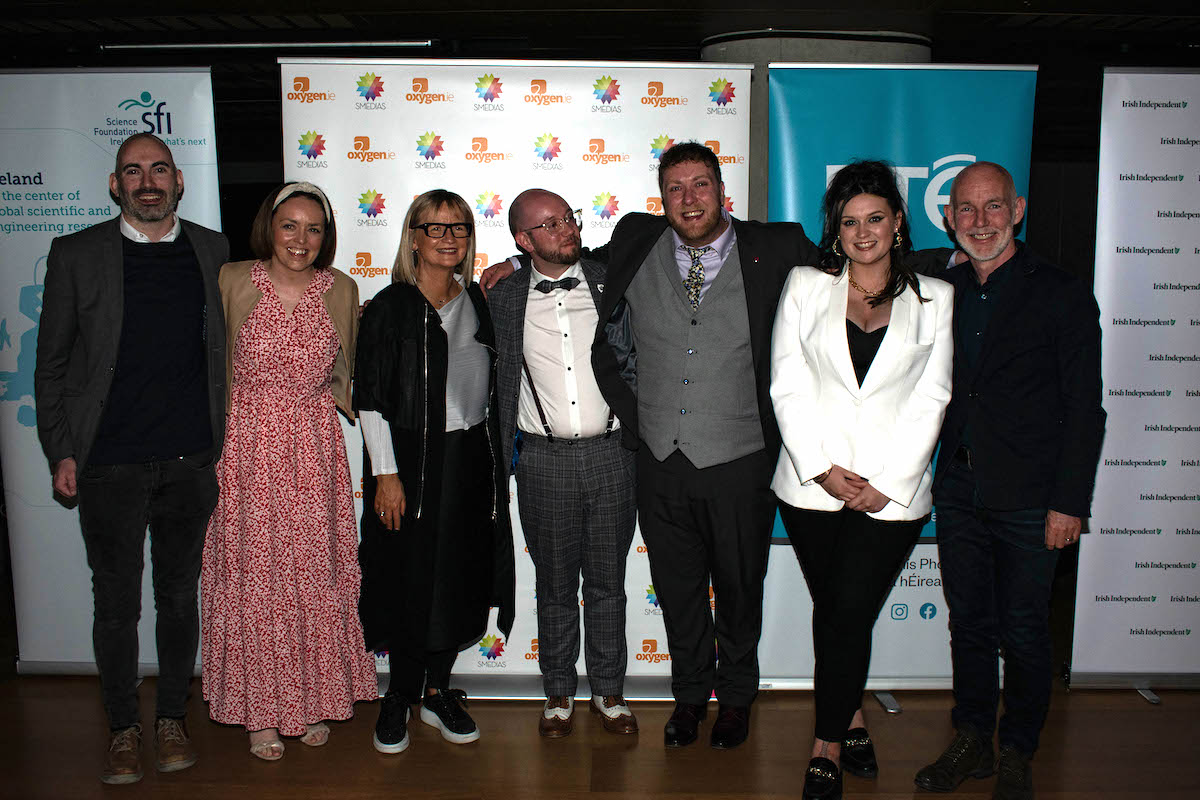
xmin=118 ymin=184 xmax=180 ymax=224
xmin=532 ymin=236 xmax=581 ymax=266
xmin=956 ymin=227 xmax=1014 ymax=264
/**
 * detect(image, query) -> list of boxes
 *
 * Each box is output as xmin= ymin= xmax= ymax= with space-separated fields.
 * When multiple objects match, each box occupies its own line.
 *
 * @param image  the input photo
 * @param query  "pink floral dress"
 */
xmin=202 ymin=262 xmax=376 ymax=735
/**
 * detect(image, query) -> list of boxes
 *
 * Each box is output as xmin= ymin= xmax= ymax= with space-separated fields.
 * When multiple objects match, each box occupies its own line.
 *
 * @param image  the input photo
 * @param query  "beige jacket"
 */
xmin=219 ymin=259 xmax=359 ymax=419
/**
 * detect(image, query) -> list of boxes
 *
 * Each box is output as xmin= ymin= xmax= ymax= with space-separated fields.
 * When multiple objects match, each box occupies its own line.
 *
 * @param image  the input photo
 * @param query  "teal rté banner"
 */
xmin=768 ymin=64 xmax=1037 ymax=249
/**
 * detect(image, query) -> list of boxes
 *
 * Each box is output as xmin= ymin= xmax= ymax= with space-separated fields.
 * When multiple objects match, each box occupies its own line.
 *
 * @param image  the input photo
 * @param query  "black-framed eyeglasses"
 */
xmin=411 ymin=221 xmax=474 ymax=239
xmin=521 ymin=210 xmax=582 ymax=236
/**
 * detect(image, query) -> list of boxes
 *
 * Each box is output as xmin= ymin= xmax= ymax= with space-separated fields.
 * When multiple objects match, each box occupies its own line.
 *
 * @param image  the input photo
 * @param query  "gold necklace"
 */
xmin=847 ymin=269 xmax=885 ymax=298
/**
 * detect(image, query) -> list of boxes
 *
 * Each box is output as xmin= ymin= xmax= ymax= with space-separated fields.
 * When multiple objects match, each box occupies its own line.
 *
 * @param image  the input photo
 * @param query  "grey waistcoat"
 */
xmin=625 ymin=229 xmax=764 ymax=468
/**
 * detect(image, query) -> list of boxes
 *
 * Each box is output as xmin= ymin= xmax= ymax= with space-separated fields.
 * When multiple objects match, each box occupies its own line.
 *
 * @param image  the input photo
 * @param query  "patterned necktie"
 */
xmin=682 ymin=246 xmax=710 ymax=310
xmin=534 ymin=277 xmax=580 ymax=293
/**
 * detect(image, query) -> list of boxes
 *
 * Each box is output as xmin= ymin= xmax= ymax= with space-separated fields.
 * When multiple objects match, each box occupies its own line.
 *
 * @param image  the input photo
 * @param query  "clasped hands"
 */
xmin=816 ymin=465 xmax=891 ymax=513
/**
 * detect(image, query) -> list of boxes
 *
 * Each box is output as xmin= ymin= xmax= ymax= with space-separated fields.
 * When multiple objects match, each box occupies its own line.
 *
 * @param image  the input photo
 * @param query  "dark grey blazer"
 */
xmin=34 ymin=216 xmax=230 ymax=471
xmin=489 ymin=255 xmax=608 ymax=474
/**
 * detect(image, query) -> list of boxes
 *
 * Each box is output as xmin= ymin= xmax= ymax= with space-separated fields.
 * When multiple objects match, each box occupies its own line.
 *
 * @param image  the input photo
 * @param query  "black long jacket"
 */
xmin=354 ymin=280 xmax=515 ymax=654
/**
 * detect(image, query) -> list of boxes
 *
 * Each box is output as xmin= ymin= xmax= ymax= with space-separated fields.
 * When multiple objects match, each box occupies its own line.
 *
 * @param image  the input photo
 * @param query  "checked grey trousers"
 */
xmin=516 ymin=431 xmax=637 ymax=698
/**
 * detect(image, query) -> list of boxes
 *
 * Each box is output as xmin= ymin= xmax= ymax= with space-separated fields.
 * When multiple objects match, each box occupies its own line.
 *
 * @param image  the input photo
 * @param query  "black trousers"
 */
xmin=76 ymin=457 xmax=218 ymax=730
xmin=386 ymin=649 xmax=457 ymax=704
xmin=779 ymin=503 xmax=923 ymax=742
xmin=636 ymin=448 xmax=776 ymax=707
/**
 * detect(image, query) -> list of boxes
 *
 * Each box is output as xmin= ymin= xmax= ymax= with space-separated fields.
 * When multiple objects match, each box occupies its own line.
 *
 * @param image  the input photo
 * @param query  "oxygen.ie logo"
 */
xmin=636 ymin=639 xmax=671 ymax=663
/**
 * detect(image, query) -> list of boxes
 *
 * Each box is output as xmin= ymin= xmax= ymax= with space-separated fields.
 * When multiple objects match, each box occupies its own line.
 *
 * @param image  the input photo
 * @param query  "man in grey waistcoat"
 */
xmin=591 ymin=142 xmax=819 ymax=749
xmin=489 ymin=189 xmax=639 ymax=738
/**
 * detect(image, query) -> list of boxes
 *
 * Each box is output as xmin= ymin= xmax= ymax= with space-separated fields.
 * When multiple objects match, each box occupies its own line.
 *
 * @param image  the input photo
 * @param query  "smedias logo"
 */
xmin=593 ymin=76 xmax=621 ymax=104
xmin=582 ymin=139 xmax=630 ymax=165
xmin=357 ymin=190 xmax=386 ymax=218
xmin=478 ymin=634 xmax=505 ymax=660
xmin=475 ymin=73 xmax=503 ymax=102
xmin=465 ymin=137 xmax=509 ymax=163
xmin=408 ymin=77 xmax=454 ymax=104
xmin=347 ymin=135 xmax=395 ymax=163
xmin=645 ymin=585 xmax=659 ymax=607
xmin=350 ymin=252 xmax=388 ymax=279
xmin=355 ymin=72 xmax=385 ymax=101
xmin=287 ymin=76 xmax=335 ymax=103
xmin=637 ymin=639 xmax=671 ymax=663
xmin=644 ymin=81 xmax=688 ymax=108
xmin=416 ymin=131 xmax=445 ymax=161
xmin=534 ymin=133 xmax=562 ymax=161
xmin=708 ymin=78 xmax=735 ymax=105
xmin=650 ymin=134 xmax=674 ymax=160
xmin=475 ymin=191 xmax=503 ymax=219
xmin=527 ymin=79 xmax=571 ymax=105
xmin=592 ymin=192 xmax=619 ymax=219
xmin=703 ymin=140 xmax=745 ymax=165
xmin=298 ymin=131 xmax=326 ymax=159
xmin=646 ymin=197 xmax=664 ymax=215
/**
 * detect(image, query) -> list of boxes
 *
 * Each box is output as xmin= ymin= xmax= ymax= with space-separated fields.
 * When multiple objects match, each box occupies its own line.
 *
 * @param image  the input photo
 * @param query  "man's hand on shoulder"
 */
xmin=53 ymin=457 xmax=78 ymax=499
xmin=479 ymin=258 xmax=517 ymax=295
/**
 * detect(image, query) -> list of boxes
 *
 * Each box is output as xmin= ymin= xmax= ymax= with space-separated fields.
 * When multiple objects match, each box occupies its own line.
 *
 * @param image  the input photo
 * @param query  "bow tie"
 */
xmin=535 ymin=277 xmax=580 ymax=293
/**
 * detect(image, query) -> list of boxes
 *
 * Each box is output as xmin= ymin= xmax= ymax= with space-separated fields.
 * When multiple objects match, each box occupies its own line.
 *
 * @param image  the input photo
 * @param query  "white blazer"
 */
xmin=769 ymin=266 xmax=953 ymax=521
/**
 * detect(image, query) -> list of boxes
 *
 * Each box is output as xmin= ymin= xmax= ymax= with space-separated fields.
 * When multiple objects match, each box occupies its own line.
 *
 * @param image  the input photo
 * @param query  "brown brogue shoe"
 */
xmin=590 ymin=695 xmax=639 ymax=735
xmin=155 ymin=717 xmax=197 ymax=772
xmin=538 ymin=696 xmax=574 ymax=738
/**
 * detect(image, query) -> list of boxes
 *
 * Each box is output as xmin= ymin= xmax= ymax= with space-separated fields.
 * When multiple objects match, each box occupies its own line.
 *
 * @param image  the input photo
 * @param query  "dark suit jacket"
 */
xmin=590 ymin=213 xmax=819 ymax=459
xmin=491 ymin=254 xmax=609 ymax=473
xmin=932 ymin=243 xmax=1106 ymax=518
xmin=34 ymin=216 xmax=230 ymax=471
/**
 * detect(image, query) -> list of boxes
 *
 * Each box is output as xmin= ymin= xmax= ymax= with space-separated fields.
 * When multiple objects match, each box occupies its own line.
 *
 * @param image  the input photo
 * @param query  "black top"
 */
xmin=846 ymin=319 xmax=887 ymax=387
xmin=89 ymin=232 xmax=211 ymax=464
xmin=954 ymin=255 xmax=1015 ymax=450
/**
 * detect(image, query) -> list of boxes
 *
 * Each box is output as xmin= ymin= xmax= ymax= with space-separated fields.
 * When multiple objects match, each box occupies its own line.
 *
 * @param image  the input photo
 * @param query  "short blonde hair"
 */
xmin=392 ymin=190 xmax=476 ymax=285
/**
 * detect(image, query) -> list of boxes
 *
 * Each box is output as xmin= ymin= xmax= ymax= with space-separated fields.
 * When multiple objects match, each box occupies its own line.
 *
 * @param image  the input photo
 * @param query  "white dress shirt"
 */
xmin=519 ymin=262 xmax=616 ymax=439
xmin=120 ymin=213 xmax=181 ymax=243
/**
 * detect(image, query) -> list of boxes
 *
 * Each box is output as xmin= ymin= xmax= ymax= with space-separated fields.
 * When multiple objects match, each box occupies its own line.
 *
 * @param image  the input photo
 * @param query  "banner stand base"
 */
xmin=1068 ymin=672 xmax=1200 ymax=691
xmin=873 ymin=690 xmax=903 ymax=713
xmin=1136 ymin=688 xmax=1162 ymax=705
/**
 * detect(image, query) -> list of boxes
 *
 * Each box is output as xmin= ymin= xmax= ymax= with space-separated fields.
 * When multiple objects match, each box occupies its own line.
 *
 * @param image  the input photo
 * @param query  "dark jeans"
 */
xmin=779 ymin=504 xmax=923 ymax=743
xmin=76 ymin=457 xmax=218 ymax=730
xmin=387 ymin=649 xmax=457 ymax=704
xmin=935 ymin=458 xmax=1059 ymax=756
xmin=636 ymin=448 xmax=776 ymax=707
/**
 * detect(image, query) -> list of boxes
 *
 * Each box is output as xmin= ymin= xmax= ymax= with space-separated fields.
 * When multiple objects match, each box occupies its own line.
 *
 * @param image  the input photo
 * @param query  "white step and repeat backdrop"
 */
xmin=279 ymin=59 xmax=753 ymax=685
xmin=0 ymin=68 xmax=222 ymax=672
xmin=1073 ymin=67 xmax=1200 ymax=687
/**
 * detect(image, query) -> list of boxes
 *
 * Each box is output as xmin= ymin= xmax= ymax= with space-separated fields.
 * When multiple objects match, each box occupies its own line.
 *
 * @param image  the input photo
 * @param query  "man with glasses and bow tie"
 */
xmin=489 ymin=188 xmax=639 ymax=739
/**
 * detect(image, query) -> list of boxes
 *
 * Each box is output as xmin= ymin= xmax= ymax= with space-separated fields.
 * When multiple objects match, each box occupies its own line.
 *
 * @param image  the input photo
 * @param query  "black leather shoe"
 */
xmin=914 ymin=724 xmax=994 ymax=792
xmin=802 ymin=756 xmax=843 ymax=799
xmin=709 ymin=704 xmax=750 ymax=749
xmin=840 ymin=727 xmax=878 ymax=778
xmin=993 ymin=745 xmax=1034 ymax=800
xmin=663 ymin=702 xmax=706 ymax=748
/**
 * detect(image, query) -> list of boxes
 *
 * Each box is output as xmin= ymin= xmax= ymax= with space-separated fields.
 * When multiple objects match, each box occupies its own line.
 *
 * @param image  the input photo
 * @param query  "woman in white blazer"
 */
xmin=770 ymin=161 xmax=953 ymax=800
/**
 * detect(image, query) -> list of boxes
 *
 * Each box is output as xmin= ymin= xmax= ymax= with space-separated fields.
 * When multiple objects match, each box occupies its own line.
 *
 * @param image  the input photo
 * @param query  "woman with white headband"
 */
xmin=200 ymin=181 xmax=376 ymax=760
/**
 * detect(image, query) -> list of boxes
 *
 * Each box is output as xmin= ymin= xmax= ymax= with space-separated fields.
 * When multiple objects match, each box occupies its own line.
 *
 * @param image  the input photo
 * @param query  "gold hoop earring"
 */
xmin=893 ymin=230 xmax=903 ymax=249
xmin=832 ymin=236 xmax=843 ymax=258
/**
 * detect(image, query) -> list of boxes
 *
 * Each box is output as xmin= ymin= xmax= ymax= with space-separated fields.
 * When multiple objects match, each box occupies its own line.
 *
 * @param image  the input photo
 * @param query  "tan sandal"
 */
xmin=300 ymin=722 xmax=330 ymax=747
xmin=249 ymin=730 xmax=285 ymax=761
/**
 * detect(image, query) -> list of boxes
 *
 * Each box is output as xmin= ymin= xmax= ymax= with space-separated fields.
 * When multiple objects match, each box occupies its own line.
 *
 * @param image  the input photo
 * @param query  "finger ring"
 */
xmin=379 ymin=511 xmax=385 ymax=517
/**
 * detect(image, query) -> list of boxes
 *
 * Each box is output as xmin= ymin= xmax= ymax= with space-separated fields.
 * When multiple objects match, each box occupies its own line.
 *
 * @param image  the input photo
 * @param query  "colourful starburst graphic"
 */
xmin=297 ymin=130 xmax=326 ymax=159
xmin=592 ymin=75 xmax=621 ymax=104
xmin=416 ymin=131 xmax=445 ymax=160
xmin=708 ymin=78 xmax=735 ymax=106
xmin=724 ymin=197 xmax=735 ymax=213
xmin=356 ymin=72 xmax=385 ymax=101
xmin=593 ymin=192 xmax=619 ymax=219
xmin=474 ymin=73 xmax=503 ymax=102
xmin=475 ymin=191 xmax=503 ymax=219
xmin=534 ymin=133 xmax=561 ymax=161
xmin=650 ymin=134 xmax=674 ymax=160
xmin=357 ymin=190 xmax=385 ymax=218
xmin=646 ymin=585 xmax=660 ymax=608
xmin=479 ymin=634 xmax=505 ymax=660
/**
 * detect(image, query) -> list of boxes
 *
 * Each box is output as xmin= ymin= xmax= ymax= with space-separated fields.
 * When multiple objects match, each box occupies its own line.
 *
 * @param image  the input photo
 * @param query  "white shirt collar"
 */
xmin=529 ymin=260 xmax=583 ymax=286
xmin=119 ymin=213 xmax=181 ymax=243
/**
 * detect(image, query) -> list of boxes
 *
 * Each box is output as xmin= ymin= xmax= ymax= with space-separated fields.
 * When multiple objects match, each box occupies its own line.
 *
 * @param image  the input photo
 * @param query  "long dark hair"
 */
xmin=817 ymin=160 xmax=927 ymax=306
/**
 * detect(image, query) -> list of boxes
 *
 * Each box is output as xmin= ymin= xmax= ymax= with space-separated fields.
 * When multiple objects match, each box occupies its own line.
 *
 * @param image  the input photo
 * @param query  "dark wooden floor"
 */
xmin=2 ymin=675 xmax=1196 ymax=799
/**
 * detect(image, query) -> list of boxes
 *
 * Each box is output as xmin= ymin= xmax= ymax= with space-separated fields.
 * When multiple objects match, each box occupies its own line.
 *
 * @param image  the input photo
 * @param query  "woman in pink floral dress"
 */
xmin=202 ymin=182 xmax=376 ymax=760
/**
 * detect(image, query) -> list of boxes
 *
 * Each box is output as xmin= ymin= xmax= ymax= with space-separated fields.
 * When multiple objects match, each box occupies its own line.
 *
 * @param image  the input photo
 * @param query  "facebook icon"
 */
xmin=920 ymin=603 xmax=938 ymax=620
